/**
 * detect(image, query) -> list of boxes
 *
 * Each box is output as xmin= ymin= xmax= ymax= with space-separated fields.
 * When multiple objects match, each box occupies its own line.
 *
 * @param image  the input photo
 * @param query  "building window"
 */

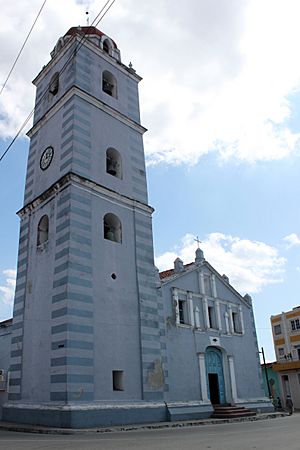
xmin=176 ymin=298 xmax=191 ymax=326
xmin=103 ymin=213 xmax=122 ymax=243
xmin=278 ymin=347 xmax=285 ymax=358
xmin=282 ymin=374 xmax=291 ymax=396
xmin=232 ymin=311 xmax=241 ymax=333
xmin=102 ymin=70 xmax=117 ymax=98
xmin=274 ymin=324 xmax=282 ymax=335
xmin=103 ymin=39 xmax=111 ymax=54
xmin=208 ymin=306 xmax=216 ymax=329
xmin=178 ymin=300 xmax=186 ymax=324
xmin=112 ymin=370 xmax=124 ymax=391
xmin=100 ymin=36 xmax=114 ymax=55
xmin=106 ymin=148 xmax=122 ymax=179
xmin=290 ymin=319 xmax=300 ymax=331
xmin=49 ymin=72 xmax=59 ymax=96
xmin=37 ymin=215 xmax=49 ymax=246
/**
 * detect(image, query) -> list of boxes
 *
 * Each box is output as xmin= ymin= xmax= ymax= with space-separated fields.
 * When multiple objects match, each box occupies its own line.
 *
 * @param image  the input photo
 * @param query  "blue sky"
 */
xmin=1 ymin=0 xmax=300 ymax=361
xmin=149 ymin=153 xmax=300 ymax=360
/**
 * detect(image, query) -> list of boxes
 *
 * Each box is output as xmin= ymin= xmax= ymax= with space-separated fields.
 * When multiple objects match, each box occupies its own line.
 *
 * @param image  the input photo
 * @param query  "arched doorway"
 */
xmin=205 ymin=347 xmax=226 ymax=404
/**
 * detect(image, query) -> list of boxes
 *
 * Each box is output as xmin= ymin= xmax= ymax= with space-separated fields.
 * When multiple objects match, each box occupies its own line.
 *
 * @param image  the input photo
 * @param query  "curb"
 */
xmin=0 ymin=412 xmax=289 ymax=435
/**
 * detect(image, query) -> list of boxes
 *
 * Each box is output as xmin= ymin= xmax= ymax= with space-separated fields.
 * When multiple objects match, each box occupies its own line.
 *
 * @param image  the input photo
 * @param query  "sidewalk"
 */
xmin=0 ymin=411 xmax=289 ymax=435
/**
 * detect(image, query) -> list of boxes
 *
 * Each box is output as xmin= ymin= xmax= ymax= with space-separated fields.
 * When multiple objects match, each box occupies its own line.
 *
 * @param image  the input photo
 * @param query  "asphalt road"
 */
xmin=0 ymin=415 xmax=298 ymax=450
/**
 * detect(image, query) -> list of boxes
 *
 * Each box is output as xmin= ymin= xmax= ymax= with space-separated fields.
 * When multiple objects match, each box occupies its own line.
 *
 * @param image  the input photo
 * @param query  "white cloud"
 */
xmin=1 ymin=1 xmax=300 ymax=164
xmin=155 ymin=233 xmax=286 ymax=294
xmin=283 ymin=233 xmax=300 ymax=249
xmin=111 ymin=0 xmax=300 ymax=165
xmin=0 ymin=0 xmax=88 ymax=137
xmin=0 ymin=269 xmax=16 ymax=305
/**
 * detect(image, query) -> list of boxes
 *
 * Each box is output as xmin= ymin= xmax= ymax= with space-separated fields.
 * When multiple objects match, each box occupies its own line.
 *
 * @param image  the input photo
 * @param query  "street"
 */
xmin=0 ymin=415 xmax=298 ymax=450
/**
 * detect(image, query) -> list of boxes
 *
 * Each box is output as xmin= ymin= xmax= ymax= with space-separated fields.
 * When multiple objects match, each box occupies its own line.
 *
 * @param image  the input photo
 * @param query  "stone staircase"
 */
xmin=211 ymin=405 xmax=257 ymax=419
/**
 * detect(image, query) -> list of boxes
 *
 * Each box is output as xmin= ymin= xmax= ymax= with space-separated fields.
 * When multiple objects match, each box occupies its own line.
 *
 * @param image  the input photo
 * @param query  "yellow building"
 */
xmin=271 ymin=306 xmax=300 ymax=409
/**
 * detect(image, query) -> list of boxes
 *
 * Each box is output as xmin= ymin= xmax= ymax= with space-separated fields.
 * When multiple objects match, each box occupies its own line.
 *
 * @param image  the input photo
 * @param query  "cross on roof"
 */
xmin=194 ymin=236 xmax=202 ymax=249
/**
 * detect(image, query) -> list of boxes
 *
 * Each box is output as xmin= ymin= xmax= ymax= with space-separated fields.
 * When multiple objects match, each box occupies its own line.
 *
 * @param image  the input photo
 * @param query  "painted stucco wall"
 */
xmin=261 ymin=365 xmax=281 ymax=401
xmin=278 ymin=370 xmax=300 ymax=409
xmin=161 ymin=262 xmax=265 ymax=404
xmin=8 ymin=29 xmax=166 ymax=406
xmin=26 ymin=77 xmax=146 ymax=206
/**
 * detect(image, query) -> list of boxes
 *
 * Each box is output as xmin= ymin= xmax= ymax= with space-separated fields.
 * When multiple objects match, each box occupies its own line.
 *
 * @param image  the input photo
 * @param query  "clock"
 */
xmin=40 ymin=146 xmax=54 ymax=170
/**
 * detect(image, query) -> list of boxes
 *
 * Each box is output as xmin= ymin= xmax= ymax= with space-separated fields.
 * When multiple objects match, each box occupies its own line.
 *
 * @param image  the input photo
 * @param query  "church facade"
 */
xmin=159 ymin=251 xmax=270 ymax=419
xmin=2 ymin=26 xmax=272 ymax=427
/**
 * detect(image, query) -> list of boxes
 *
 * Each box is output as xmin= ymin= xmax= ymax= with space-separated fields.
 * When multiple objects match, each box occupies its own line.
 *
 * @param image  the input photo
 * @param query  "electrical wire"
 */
xmin=0 ymin=0 xmax=116 ymax=164
xmin=0 ymin=112 xmax=34 ymax=162
xmin=94 ymin=0 xmax=116 ymax=26
xmin=0 ymin=0 xmax=48 ymax=97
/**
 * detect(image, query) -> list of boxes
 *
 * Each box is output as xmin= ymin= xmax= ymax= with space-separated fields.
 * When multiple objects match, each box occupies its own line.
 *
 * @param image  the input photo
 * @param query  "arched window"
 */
xmin=103 ymin=213 xmax=122 ymax=243
xmin=102 ymin=71 xmax=117 ymax=98
xmin=100 ymin=36 xmax=114 ymax=55
xmin=49 ymin=72 xmax=59 ymax=96
xmin=37 ymin=215 xmax=49 ymax=246
xmin=103 ymin=39 xmax=110 ymax=54
xmin=106 ymin=148 xmax=122 ymax=179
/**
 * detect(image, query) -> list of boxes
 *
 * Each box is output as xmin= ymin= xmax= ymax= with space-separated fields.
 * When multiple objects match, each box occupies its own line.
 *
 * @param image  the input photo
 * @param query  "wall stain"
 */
xmin=148 ymin=359 xmax=164 ymax=389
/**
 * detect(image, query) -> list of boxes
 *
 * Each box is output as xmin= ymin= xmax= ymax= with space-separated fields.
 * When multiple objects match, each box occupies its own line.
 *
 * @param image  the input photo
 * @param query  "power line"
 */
xmin=94 ymin=0 xmax=116 ymax=26
xmin=0 ymin=0 xmax=116 ymax=164
xmin=0 ymin=0 xmax=48 ymax=97
xmin=0 ymin=112 xmax=34 ymax=163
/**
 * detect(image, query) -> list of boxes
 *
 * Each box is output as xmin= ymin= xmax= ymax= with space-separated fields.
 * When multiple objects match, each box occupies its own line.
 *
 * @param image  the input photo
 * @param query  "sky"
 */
xmin=1 ymin=0 xmax=300 ymax=362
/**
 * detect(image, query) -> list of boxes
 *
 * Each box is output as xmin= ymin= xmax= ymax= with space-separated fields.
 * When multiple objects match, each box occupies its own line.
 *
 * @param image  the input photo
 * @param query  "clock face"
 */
xmin=40 ymin=146 xmax=54 ymax=171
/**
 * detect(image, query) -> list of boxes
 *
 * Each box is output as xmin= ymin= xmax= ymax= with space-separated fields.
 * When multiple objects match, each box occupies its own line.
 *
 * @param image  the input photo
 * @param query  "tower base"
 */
xmin=2 ymin=401 xmax=167 ymax=428
xmin=2 ymin=400 xmax=213 ymax=428
xmin=2 ymin=399 xmax=273 ymax=428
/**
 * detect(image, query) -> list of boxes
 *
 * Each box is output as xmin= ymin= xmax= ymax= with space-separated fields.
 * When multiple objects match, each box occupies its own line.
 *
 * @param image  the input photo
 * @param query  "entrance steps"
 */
xmin=211 ymin=405 xmax=257 ymax=419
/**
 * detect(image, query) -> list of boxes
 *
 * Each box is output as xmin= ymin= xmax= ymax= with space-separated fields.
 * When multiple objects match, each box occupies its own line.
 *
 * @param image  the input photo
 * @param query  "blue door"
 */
xmin=205 ymin=347 xmax=226 ymax=404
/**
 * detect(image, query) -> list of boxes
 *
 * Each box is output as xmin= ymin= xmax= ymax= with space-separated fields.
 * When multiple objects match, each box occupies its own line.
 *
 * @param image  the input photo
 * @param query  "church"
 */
xmin=1 ymin=26 xmax=272 ymax=427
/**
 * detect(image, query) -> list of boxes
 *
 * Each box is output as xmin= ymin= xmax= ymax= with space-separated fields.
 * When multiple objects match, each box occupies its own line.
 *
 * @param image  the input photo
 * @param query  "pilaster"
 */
xmin=198 ymin=353 xmax=209 ymax=402
xmin=228 ymin=356 xmax=238 ymax=403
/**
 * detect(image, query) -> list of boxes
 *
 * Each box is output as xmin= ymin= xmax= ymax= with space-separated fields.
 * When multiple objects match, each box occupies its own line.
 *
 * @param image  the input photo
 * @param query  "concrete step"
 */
xmin=213 ymin=407 xmax=248 ymax=413
xmin=211 ymin=405 xmax=257 ymax=419
xmin=211 ymin=411 xmax=257 ymax=418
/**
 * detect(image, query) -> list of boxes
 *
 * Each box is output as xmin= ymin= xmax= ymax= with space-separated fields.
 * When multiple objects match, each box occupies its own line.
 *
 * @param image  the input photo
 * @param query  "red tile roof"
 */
xmin=65 ymin=27 xmax=117 ymax=48
xmin=159 ymin=262 xmax=194 ymax=279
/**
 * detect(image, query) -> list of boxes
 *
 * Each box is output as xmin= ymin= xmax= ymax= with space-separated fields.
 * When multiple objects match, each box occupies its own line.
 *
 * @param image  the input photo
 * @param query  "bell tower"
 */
xmin=4 ymin=27 xmax=168 ymax=427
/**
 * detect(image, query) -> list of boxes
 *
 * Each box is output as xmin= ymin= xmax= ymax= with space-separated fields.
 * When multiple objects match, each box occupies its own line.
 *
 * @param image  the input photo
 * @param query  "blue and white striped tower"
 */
xmin=3 ymin=26 xmax=168 ymax=427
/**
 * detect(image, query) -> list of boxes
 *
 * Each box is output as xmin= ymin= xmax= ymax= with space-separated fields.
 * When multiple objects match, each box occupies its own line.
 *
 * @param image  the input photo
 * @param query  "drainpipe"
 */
xmin=261 ymin=347 xmax=271 ymax=398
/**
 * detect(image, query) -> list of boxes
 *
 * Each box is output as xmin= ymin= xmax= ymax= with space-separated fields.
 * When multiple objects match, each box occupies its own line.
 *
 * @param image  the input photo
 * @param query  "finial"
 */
xmin=86 ymin=10 xmax=89 ymax=26
xmin=128 ymin=62 xmax=136 ymax=73
xmin=174 ymin=257 xmax=184 ymax=273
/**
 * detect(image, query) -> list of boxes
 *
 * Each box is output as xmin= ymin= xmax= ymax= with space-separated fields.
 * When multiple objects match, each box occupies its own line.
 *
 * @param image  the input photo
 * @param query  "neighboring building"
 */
xmin=261 ymin=362 xmax=281 ymax=403
xmin=271 ymin=307 xmax=300 ymax=409
xmin=2 ymin=26 xmax=272 ymax=428
xmin=0 ymin=319 xmax=12 ymax=418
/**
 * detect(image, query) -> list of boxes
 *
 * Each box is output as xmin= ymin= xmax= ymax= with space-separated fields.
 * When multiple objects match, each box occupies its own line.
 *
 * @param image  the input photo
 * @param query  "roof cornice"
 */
xmin=160 ymin=260 xmax=252 ymax=309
